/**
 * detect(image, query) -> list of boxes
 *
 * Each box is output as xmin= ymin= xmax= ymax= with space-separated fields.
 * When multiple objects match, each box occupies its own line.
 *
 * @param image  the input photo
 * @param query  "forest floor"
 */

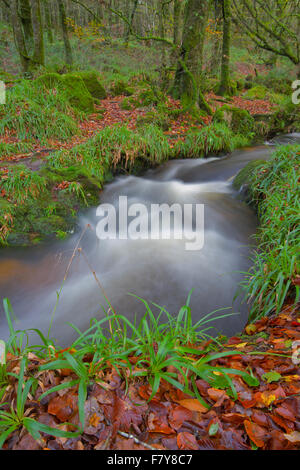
xmin=0 ymin=90 xmax=274 ymax=168
xmin=2 ymin=302 xmax=300 ymax=451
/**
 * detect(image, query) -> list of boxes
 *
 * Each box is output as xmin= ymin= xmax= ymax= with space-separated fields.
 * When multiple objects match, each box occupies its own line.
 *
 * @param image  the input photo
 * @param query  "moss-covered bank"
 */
xmin=1 ymin=121 xmax=253 ymax=247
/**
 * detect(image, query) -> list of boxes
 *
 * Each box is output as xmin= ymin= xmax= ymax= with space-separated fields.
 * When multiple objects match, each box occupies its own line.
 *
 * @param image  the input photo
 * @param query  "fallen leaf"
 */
xmin=178 ymin=399 xmax=209 ymax=413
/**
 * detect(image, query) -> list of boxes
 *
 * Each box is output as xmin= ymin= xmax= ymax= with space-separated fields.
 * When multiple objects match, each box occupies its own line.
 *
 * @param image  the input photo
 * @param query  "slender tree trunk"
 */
xmin=124 ymin=0 xmax=138 ymax=46
xmin=30 ymin=0 xmax=45 ymax=67
xmin=57 ymin=0 xmax=73 ymax=65
xmin=172 ymin=0 xmax=211 ymax=113
xmin=44 ymin=0 xmax=54 ymax=44
xmin=10 ymin=0 xmax=32 ymax=72
xmin=209 ymin=0 xmax=222 ymax=73
xmin=158 ymin=0 xmax=168 ymax=88
xmin=218 ymin=0 xmax=232 ymax=95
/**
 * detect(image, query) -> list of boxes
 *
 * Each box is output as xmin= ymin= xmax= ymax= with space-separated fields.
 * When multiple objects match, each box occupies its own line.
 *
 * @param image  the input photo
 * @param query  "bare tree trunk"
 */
xmin=57 ymin=0 xmax=73 ymax=65
xmin=124 ymin=0 xmax=138 ymax=45
xmin=30 ymin=0 xmax=45 ymax=67
xmin=44 ymin=0 xmax=54 ymax=44
xmin=11 ymin=0 xmax=32 ymax=72
xmin=218 ymin=0 xmax=232 ymax=95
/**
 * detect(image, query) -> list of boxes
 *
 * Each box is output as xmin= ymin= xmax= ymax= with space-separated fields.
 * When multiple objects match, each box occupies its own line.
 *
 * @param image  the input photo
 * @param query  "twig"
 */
xmin=47 ymin=224 xmax=91 ymax=339
xmin=117 ymin=430 xmax=156 ymax=450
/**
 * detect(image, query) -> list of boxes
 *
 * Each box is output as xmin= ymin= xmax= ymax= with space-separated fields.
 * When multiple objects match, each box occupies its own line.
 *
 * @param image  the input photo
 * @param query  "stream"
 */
xmin=0 ymin=133 xmax=299 ymax=346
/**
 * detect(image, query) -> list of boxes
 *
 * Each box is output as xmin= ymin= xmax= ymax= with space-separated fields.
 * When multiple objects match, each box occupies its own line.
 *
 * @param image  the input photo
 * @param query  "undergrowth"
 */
xmin=239 ymin=145 xmax=300 ymax=320
xmin=0 ymin=79 xmax=83 ymax=143
xmin=0 ymin=291 xmax=260 ymax=448
xmin=176 ymin=123 xmax=250 ymax=158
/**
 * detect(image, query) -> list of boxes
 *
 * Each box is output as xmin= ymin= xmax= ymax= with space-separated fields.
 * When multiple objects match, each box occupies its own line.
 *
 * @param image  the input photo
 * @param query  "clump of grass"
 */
xmin=176 ymin=123 xmax=248 ymax=158
xmin=49 ymin=124 xmax=171 ymax=183
xmin=0 ymin=293 xmax=260 ymax=447
xmin=1 ymin=165 xmax=47 ymax=203
xmin=0 ymin=142 xmax=33 ymax=159
xmin=239 ymin=144 xmax=300 ymax=320
xmin=0 ymin=79 xmax=81 ymax=143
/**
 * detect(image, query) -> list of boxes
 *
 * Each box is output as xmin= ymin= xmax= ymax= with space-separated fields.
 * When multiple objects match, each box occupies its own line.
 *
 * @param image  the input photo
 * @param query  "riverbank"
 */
xmin=0 ymin=141 xmax=299 ymax=449
xmin=1 ymin=68 xmax=299 ymax=248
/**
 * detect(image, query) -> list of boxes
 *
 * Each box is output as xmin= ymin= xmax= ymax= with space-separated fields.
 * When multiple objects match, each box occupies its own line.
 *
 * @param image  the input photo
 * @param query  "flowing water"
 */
xmin=0 ymin=134 xmax=299 ymax=346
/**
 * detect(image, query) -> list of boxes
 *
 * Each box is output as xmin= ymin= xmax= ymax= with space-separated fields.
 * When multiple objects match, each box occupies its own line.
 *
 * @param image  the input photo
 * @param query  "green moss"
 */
xmin=233 ymin=160 xmax=265 ymax=191
xmin=244 ymin=85 xmax=268 ymax=100
xmin=61 ymin=73 xmax=95 ymax=113
xmin=213 ymin=105 xmax=255 ymax=136
xmin=74 ymin=71 xmax=107 ymax=100
xmin=110 ymin=80 xmax=134 ymax=97
xmin=34 ymin=72 xmax=63 ymax=89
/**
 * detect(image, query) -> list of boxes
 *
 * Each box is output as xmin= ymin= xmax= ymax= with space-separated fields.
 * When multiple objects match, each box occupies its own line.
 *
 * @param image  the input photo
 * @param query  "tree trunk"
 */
xmin=124 ymin=0 xmax=138 ymax=46
xmin=44 ymin=0 xmax=54 ymax=44
xmin=209 ymin=0 xmax=222 ymax=74
xmin=10 ymin=0 xmax=32 ymax=73
xmin=57 ymin=0 xmax=73 ymax=65
xmin=19 ymin=0 xmax=33 ymax=47
xmin=173 ymin=0 xmax=183 ymax=46
xmin=172 ymin=0 xmax=211 ymax=113
xmin=30 ymin=0 xmax=45 ymax=67
xmin=218 ymin=0 xmax=232 ymax=95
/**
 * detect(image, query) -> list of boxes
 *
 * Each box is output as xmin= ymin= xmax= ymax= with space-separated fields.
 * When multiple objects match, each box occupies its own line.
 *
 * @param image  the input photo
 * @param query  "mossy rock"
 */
xmin=34 ymin=72 xmax=95 ymax=113
xmin=244 ymin=85 xmax=268 ymax=100
xmin=233 ymin=160 xmax=265 ymax=191
xmin=110 ymin=80 xmax=134 ymax=97
xmin=74 ymin=71 xmax=107 ymax=100
xmin=62 ymin=73 xmax=95 ymax=113
xmin=213 ymin=105 xmax=255 ymax=136
xmin=34 ymin=72 xmax=63 ymax=89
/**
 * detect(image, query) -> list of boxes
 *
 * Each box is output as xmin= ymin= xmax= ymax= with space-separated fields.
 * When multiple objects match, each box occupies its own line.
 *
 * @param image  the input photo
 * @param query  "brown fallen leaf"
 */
xmin=244 ymin=420 xmax=269 ymax=448
xmin=177 ymin=432 xmax=199 ymax=450
xmin=177 ymin=399 xmax=209 ymax=413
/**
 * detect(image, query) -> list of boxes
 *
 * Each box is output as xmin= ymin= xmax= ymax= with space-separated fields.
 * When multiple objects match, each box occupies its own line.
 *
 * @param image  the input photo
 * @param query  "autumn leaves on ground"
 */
xmin=2 ymin=303 xmax=300 ymax=451
xmin=1 ymin=0 xmax=300 ymax=453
